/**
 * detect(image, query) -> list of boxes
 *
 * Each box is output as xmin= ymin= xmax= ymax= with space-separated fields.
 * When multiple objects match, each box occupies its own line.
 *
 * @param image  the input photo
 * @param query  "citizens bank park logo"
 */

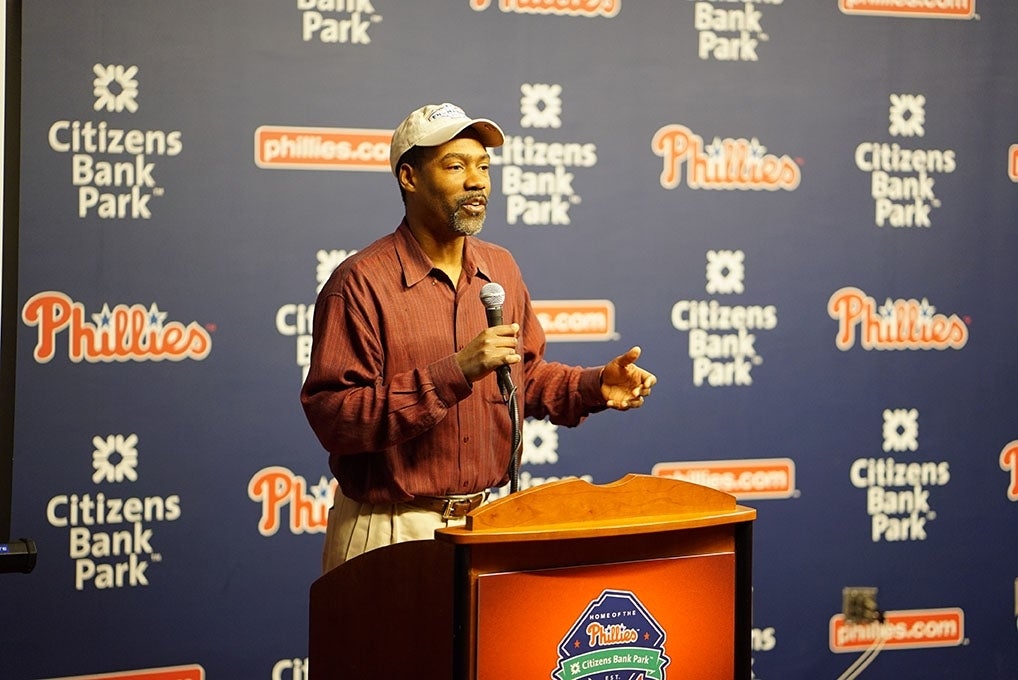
xmin=839 ymin=0 xmax=975 ymax=19
xmin=672 ymin=250 xmax=778 ymax=387
xmin=44 ymin=665 xmax=205 ymax=680
xmin=830 ymin=608 xmax=965 ymax=653
xmin=553 ymin=589 xmax=669 ymax=680
xmin=491 ymin=83 xmax=598 ymax=227
xmin=46 ymin=434 xmax=182 ymax=590
xmin=852 ymin=408 xmax=950 ymax=543
xmin=248 ymin=466 xmax=336 ymax=536
xmin=688 ymin=0 xmax=787 ymax=62
xmin=21 ymin=292 xmax=212 ymax=364
xmin=297 ymin=0 xmax=383 ymax=44
xmin=469 ymin=0 xmax=620 ymax=17
xmin=827 ymin=287 xmax=968 ymax=351
xmin=855 ymin=94 xmax=957 ymax=228
xmin=651 ymin=458 xmax=796 ymax=501
xmin=652 ymin=123 xmax=801 ymax=191
xmin=48 ymin=64 xmax=183 ymax=220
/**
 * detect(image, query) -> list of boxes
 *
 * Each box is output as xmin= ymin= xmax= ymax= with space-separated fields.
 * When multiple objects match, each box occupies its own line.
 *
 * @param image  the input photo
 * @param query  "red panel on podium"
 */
xmin=476 ymin=553 xmax=735 ymax=680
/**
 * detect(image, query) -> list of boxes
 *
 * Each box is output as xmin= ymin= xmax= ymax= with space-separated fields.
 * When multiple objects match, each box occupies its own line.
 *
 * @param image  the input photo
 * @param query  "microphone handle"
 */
xmin=484 ymin=306 xmax=513 ymax=398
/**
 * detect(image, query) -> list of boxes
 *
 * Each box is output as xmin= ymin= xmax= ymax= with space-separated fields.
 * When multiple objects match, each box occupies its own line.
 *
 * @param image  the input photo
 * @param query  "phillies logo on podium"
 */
xmin=553 ymin=589 xmax=670 ymax=680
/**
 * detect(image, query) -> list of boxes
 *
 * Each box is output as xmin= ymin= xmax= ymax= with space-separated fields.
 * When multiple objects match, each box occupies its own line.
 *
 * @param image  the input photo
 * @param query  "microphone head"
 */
xmin=479 ymin=282 xmax=505 ymax=309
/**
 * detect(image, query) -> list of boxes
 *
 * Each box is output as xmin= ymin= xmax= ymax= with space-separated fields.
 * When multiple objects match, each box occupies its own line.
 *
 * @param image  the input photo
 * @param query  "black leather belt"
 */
xmin=407 ymin=492 xmax=488 ymax=519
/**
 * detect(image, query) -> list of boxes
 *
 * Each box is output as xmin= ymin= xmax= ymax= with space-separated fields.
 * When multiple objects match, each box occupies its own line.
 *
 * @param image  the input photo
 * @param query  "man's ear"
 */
xmin=397 ymin=163 xmax=417 ymax=194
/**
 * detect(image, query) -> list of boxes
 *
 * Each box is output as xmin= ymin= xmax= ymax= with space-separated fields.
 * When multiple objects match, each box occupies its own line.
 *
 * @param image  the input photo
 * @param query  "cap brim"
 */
xmin=416 ymin=118 xmax=505 ymax=149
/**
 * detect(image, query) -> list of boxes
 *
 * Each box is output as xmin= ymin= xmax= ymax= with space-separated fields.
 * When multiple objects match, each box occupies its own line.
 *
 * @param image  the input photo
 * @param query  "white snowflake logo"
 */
xmin=522 ymin=418 xmax=559 ymax=465
xmin=882 ymin=408 xmax=919 ymax=452
xmin=888 ymin=93 xmax=925 ymax=138
xmin=92 ymin=433 xmax=139 ymax=483
xmin=519 ymin=83 xmax=563 ymax=129
xmin=93 ymin=64 xmax=139 ymax=113
xmin=705 ymin=249 xmax=745 ymax=295
xmin=316 ymin=249 xmax=357 ymax=293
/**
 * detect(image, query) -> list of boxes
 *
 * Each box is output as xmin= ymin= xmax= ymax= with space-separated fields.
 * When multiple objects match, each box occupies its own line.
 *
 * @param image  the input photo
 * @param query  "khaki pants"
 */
xmin=321 ymin=488 xmax=468 ymax=574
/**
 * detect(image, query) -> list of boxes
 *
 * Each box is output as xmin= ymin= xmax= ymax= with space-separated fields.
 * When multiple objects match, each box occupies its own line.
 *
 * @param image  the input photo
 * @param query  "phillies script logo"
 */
xmin=999 ymin=440 xmax=1018 ymax=501
xmin=22 ymin=291 xmax=211 ymax=363
xmin=651 ymin=124 xmax=801 ymax=191
xmin=247 ymin=466 xmax=336 ymax=536
xmin=554 ymin=589 xmax=669 ymax=680
xmin=827 ymin=287 xmax=968 ymax=351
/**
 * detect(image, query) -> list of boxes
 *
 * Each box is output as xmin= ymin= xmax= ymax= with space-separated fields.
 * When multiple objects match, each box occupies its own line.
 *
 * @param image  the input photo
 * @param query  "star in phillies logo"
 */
xmin=553 ymin=589 xmax=670 ymax=680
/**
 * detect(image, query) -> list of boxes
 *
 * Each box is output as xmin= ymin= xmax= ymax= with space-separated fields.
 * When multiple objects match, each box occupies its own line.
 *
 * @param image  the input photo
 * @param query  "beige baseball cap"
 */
xmin=389 ymin=103 xmax=505 ymax=176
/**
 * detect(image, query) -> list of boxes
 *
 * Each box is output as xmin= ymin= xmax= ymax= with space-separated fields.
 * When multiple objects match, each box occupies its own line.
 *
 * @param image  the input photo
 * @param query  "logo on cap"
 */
xmin=428 ymin=103 xmax=468 ymax=122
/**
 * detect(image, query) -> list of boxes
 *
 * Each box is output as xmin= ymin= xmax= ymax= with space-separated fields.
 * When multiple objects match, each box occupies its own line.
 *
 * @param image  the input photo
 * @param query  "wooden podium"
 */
xmin=309 ymin=474 xmax=756 ymax=679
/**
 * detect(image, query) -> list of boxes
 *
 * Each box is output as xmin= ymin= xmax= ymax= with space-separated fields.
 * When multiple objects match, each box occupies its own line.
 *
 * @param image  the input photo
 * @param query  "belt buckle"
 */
xmin=441 ymin=498 xmax=463 ymax=520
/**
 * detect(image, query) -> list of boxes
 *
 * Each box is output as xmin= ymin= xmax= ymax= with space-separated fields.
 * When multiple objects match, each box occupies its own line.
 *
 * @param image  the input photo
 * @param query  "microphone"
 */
xmin=480 ymin=281 xmax=505 ymax=327
xmin=479 ymin=282 xmax=512 ymax=395
xmin=481 ymin=282 xmax=523 ymax=494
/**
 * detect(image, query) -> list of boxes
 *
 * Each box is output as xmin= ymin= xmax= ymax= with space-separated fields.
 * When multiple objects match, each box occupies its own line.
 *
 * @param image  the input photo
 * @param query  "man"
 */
xmin=301 ymin=102 xmax=656 ymax=573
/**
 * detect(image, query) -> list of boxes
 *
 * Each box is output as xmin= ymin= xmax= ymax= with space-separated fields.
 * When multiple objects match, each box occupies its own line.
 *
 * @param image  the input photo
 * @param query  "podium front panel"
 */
xmin=475 ymin=552 xmax=735 ymax=680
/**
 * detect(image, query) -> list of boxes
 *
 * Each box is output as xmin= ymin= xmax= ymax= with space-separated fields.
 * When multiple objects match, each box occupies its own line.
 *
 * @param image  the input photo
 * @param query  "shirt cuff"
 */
xmin=579 ymin=366 xmax=607 ymax=407
xmin=430 ymin=354 xmax=473 ymax=406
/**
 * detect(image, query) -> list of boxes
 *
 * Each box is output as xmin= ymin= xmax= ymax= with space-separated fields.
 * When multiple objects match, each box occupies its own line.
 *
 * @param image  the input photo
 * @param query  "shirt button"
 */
xmin=463 ymin=436 xmax=470 ymax=443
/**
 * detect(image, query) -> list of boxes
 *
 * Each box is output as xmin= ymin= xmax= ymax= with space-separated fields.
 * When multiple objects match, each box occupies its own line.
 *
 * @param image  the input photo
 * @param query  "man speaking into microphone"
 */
xmin=301 ymin=102 xmax=656 ymax=573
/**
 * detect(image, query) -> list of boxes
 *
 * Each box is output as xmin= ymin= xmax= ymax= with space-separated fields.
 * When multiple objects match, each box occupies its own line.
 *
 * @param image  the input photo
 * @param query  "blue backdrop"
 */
xmin=3 ymin=1 xmax=1018 ymax=678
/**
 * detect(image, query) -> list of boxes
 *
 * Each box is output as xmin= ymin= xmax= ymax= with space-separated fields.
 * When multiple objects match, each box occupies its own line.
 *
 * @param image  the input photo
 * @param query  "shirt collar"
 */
xmin=394 ymin=220 xmax=493 ymax=288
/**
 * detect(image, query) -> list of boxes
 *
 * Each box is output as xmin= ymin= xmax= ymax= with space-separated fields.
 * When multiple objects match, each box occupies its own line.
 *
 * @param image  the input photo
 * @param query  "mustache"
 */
xmin=457 ymin=192 xmax=488 ymax=207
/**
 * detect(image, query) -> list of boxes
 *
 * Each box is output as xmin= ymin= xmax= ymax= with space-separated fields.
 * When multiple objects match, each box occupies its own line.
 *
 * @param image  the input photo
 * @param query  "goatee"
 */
xmin=452 ymin=212 xmax=485 ymax=236
xmin=451 ymin=194 xmax=486 ymax=236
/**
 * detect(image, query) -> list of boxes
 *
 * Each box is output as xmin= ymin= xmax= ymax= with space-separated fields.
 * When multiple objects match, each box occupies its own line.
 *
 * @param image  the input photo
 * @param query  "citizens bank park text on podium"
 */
xmin=309 ymin=474 xmax=756 ymax=679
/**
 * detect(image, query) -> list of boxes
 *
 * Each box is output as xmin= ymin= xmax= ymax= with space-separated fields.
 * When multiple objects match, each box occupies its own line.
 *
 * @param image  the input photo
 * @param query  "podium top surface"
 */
xmin=436 ymin=474 xmax=756 ymax=545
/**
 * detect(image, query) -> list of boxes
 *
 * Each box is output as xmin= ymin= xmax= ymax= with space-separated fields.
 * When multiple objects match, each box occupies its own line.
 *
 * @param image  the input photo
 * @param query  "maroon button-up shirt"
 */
xmin=301 ymin=221 xmax=605 ymax=504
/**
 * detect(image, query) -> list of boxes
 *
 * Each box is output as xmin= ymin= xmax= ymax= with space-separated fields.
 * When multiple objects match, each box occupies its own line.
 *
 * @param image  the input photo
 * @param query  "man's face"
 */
xmin=406 ymin=135 xmax=491 ymax=237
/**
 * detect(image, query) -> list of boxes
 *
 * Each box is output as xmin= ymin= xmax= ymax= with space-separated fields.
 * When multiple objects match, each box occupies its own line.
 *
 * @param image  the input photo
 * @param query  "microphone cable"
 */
xmin=503 ymin=376 xmax=522 ymax=494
